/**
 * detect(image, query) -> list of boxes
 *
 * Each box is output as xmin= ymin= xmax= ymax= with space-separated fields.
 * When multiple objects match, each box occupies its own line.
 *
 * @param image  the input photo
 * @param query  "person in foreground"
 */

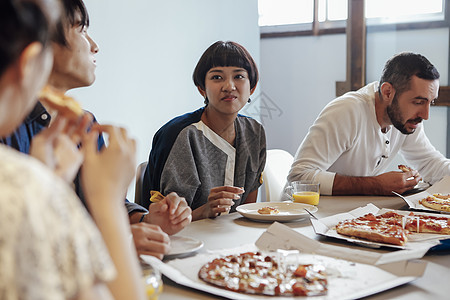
xmin=0 ymin=0 xmax=145 ymax=299
xmin=143 ymin=41 xmax=266 ymax=220
xmin=1 ymin=0 xmax=191 ymax=258
xmin=288 ymin=52 xmax=450 ymax=196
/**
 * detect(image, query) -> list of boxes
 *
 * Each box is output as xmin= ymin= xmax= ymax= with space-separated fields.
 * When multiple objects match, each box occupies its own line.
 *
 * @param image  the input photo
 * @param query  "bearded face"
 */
xmin=387 ymin=93 xmax=423 ymax=135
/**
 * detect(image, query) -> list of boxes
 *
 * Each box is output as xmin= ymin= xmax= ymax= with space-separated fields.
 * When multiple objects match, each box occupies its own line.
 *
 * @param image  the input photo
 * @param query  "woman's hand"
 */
xmin=30 ymin=114 xmax=92 ymax=183
xmin=193 ymin=186 xmax=244 ymax=221
xmin=146 ymin=192 xmax=192 ymax=235
xmin=81 ymin=124 xmax=136 ymax=207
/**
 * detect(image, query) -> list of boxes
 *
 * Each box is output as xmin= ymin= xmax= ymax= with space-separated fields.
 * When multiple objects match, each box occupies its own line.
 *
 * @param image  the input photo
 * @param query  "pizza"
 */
xmin=398 ymin=164 xmax=413 ymax=172
xmin=420 ymin=196 xmax=450 ymax=213
xmin=336 ymin=213 xmax=408 ymax=246
xmin=377 ymin=211 xmax=450 ymax=234
xmin=198 ymin=251 xmax=327 ymax=296
xmin=39 ymin=85 xmax=84 ymax=120
xmin=257 ymin=206 xmax=279 ymax=215
xmin=336 ymin=211 xmax=450 ymax=245
xmin=433 ymin=193 xmax=450 ymax=200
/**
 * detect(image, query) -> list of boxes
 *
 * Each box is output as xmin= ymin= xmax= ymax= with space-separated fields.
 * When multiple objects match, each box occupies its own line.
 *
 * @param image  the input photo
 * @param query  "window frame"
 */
xmin=260 ymin=0 xmax=448 ymax=38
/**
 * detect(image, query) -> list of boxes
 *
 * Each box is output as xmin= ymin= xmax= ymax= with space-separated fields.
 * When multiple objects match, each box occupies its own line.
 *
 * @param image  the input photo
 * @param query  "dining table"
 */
xmin=158 ymin=194 xmax=450 ymax=300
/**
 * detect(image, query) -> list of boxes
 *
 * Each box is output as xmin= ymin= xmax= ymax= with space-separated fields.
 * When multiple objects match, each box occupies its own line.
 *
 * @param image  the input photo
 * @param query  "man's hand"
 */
xmin=375 ymin=170 xmax=421 ymax=195
xmin=333 ymin=170 xmax=421 ymax=196
xmin=145 ymin=192 xmax=192 ymax=235
xmin=131 ymin=223 xmax=170 ymax=260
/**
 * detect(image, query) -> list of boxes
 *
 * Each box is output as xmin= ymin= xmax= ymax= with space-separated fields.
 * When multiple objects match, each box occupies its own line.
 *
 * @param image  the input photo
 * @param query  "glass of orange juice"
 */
xmin=141 ymin=260 xmax=163 ymax=300
xmin=286 ymin=181 xmax=320 ymax=205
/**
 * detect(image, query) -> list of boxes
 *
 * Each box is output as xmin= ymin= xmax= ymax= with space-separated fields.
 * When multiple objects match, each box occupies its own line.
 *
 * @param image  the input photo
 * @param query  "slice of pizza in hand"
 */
xmin=38 ymin=85 xmax=84 ymax=120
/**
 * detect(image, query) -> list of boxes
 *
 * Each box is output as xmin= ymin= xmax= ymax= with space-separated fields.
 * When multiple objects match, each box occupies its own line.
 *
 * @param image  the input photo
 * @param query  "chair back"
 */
xmin=262 ymin=149 xmax=294 ymax=202
xmin=135 ymin=161 xmax=148 ymax=206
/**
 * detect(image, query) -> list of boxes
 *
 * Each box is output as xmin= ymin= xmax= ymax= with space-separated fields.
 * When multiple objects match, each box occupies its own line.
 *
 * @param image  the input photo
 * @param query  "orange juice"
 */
xmin=293 ymin=191 xmax=320 ymax=205
xmin=145 ymin=283 xmax=163 ymax=300
xmin=142 ymin=262 xmax=163 ymax=300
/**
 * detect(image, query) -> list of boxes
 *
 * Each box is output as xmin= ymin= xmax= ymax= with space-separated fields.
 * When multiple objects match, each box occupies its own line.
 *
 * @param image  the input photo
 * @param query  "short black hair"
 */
xmin=379 ymin=52 xmax=440 ymax=96
xmin=193 ymin=41 xmax=259 ymax=91
xmin=53 ymin=0 xmax=89 ymax=46
xmin=0 ymin=0 xmax=59 ymax=75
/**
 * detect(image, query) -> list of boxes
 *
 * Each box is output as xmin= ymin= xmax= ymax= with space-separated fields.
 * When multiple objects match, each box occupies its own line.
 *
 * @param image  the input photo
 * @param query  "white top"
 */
xmin=288 ymin=82 xmax=450 ymax=195
xmin=0 ymin=145 xmax=115 ymax=300
xmin=193 ymin=121 xmax=236 ymax=186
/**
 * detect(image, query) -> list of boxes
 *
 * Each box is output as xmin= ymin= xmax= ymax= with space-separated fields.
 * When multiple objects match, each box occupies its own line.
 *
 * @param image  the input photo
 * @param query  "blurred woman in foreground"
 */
xmin=0 ymin=0 xmax=145 ymax=299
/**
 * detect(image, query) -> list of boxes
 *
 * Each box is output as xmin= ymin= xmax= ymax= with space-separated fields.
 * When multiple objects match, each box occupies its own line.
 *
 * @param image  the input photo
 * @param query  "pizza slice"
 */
xmin=39 ymin=85 xmax=84 ymax=120
xmin=433 ymin=193 xmax=450 ymax=200
xmin=336 ymin=210 xmax=450 ymax=246
xmin=335 ymin=213 xmax=409 ymax=246
xmin=257 ymin=206 xmax=279 ymax=215
xmin=401 ymin=211 xmax=450 ymax=234
xmin=420 ymin=196 xmax=450 ymax=213
xmin=398 ymin=164 xmax=413 ymax=172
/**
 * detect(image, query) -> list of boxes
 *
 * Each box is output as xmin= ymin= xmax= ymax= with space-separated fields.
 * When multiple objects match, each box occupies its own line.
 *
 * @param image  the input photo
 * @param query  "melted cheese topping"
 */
xmin=198 ymin=252 xmax=327 ymax=296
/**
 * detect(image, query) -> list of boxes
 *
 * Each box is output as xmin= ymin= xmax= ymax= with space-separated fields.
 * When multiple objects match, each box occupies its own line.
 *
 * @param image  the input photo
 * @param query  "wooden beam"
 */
xmin=348 ymin=0 xmax=366 ymax=91
xmin=261 ymin=27 xmax=345 ymax=39
xmin=436 ymin=86 xmax=450 ymax=106
xmin=336 ymin=0 xmax=366 ymax=96
xmin=312 ymin=0 xmax=319 ymax=36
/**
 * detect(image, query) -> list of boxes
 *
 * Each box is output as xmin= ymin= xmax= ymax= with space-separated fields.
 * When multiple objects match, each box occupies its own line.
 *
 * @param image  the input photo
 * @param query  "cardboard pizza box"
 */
xmin=395 ymin=175 xmax=450 ymax=213
xmin=308 ymin=203 xmax=446 ymax=253
xmin=142 ymin=223 xmax=427 ymax=300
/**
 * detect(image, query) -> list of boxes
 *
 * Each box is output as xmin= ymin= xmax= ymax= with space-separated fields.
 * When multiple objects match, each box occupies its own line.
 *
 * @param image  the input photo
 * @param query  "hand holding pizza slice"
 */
xmin=397 ymin=164 xmax=422 ymax=184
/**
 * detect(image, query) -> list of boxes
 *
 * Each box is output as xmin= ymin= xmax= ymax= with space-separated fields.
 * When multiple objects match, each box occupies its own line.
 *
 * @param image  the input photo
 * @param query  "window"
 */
xmin=366 ymin=0 xmax=444 ymax=25
xmin=258 ymin=0 xmax=313 ymax=26
xmin=259 ymin=0 xmax=446 ymax=37
xmin=318 ymin=0 xmax=347 ymax=22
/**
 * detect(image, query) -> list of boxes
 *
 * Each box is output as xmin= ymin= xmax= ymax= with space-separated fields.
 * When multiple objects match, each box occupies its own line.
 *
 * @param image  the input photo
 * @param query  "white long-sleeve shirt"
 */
xmin=288 ymin=82 xmax=450 ymax=195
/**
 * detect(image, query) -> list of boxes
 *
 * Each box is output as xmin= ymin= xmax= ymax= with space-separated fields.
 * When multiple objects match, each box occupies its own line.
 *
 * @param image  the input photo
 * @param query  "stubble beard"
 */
xmin=386 ymin=95 xmax=420 ymax=135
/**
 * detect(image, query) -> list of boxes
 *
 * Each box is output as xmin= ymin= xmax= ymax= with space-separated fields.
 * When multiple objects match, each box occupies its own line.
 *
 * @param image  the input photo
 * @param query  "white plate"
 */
xmin=236 ymin=202 xmax=318 ymax=222
xmin=166 ymin=236 xmax=204 ymax=258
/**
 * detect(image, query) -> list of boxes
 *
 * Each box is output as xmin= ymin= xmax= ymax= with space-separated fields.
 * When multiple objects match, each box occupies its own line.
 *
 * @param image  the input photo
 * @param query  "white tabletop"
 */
xmin=159 ymin=195 xmax=450 ymax=300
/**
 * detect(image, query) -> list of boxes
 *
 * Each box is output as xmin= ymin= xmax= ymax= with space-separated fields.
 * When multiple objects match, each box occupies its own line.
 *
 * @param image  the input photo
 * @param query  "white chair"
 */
xmin=262 ymin=149 xmax=294 ymax=202
xmin=134 ymin=161 xmax=148 ymax=206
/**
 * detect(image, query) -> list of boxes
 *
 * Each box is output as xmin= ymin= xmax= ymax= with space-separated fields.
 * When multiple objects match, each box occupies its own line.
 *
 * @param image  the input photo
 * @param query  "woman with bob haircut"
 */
xmin=143 ymin=41 xmax=266 ymax=221
xmin=0 ymin=0 xmax=145 ymax=298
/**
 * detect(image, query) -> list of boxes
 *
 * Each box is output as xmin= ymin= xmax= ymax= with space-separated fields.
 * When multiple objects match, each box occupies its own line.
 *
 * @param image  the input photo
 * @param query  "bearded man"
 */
xmin=288 ymin=52 xmax=449 ymax=195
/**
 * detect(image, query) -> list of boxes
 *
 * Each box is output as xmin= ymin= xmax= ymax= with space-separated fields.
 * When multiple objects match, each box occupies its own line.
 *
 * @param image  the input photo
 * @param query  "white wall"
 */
xmin=69 ymin=0 xmax=260 ymax=201
xmin=260 ymin=34 xmax=346 ymax=155
xmin=261 ymin=27 xmax=449 ymax=173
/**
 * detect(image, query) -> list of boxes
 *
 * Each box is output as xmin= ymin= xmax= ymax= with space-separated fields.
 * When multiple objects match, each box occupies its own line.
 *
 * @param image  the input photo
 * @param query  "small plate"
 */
xmin=166 ymin=236 xmax=204 ymax=258
xmin=236 ymin=202 xmax=318 ymax=222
